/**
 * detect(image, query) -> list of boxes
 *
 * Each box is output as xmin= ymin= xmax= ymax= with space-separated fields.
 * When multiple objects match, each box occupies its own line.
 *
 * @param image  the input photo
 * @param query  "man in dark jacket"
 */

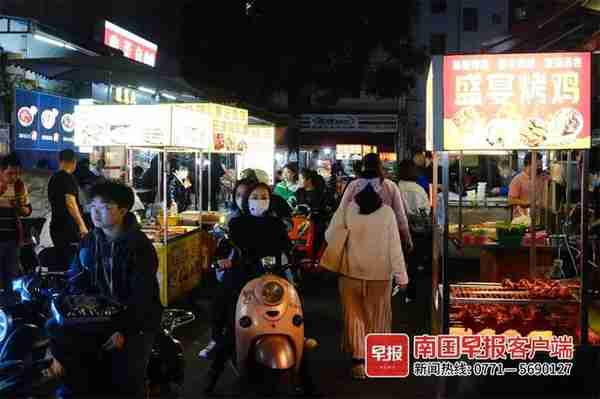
xmin=48 ymin=180 xmax=162 ymax=398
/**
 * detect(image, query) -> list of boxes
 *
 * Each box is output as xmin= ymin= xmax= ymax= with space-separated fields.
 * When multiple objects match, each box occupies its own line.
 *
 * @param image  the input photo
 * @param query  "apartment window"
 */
xmin=515 ymin=7 xmax=528 ymax=21
xmin=430 ymin=33 xmax=446 ymax=55
xmin=431 ymin=0 xmax=447 ymax=14
xmin=491 ymin=13 xmax=503 ymax=25
xmin=463 ymin=8 xmax=478 ymax=32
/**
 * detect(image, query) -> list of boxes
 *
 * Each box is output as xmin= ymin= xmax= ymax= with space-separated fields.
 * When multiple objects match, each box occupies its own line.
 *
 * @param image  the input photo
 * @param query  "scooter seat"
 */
xmin=0 ymin=360 xmax=24 ymax=374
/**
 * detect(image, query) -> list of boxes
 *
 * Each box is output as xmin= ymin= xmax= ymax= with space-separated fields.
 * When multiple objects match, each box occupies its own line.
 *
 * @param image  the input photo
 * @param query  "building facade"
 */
xmin=411 ymin=0 xmax=510 ymax=143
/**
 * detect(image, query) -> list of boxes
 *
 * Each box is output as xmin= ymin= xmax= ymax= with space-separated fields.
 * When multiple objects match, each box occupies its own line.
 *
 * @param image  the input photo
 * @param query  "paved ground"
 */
xmin=175 ymin=269 xmax=443 ymax=399
xmin=170 ymin=263 xmax=600 ymax=399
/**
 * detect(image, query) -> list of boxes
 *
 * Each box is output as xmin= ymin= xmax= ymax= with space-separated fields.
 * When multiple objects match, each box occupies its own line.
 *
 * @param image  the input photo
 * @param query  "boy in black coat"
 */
xmin=48 ymin=180 xmax=162 ymax=398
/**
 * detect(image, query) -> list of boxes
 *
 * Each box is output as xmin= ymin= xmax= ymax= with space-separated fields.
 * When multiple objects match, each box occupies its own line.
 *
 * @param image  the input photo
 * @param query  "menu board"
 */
xmin=181 ymin=103 xmax=248 ymax=153
xmin=239 ymin=126 xmax=275 ymax=183
xmin=15 ymin=88 xmax=77 ymax=151
xmin=75 ymin=105 xmax=172 ymax=147
xmin=171 ymin=105 xmax=211 ymax=149
xmin=74 ymin=104 xmax=211 ymax=149
xmin=443 ymin=52 xmax=591 ymax=150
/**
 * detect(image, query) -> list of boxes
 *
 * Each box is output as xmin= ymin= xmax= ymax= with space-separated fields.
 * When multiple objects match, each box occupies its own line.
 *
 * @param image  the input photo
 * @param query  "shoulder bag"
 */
xmin=319 ymin=206 xmax=349 ymax=273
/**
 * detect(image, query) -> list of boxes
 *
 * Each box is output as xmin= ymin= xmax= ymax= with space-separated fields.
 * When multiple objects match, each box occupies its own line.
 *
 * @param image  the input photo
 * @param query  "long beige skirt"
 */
xmin=338 ymin=275 xmax=392 ymax=359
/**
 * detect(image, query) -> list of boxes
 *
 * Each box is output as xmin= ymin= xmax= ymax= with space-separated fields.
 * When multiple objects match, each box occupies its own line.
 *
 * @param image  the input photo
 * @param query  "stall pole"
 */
xmin=530 ymin=151 xmax=537 ymax=277
xmin=208 ymin=152 xmax=212 ymax=211
xmin=196 ymin=151 xmax=202 ymax=211
xmin=107 ymin=71 xmax=113 ymax=104
xmin=442 ymin=152 xmax=450 ymax=334
xmin=127 ymin=148 xmax=133 ymax=185
xmin=162 ymin=149 xmax=168 ymax=244
xmin=567 ymin=151 xmax=573 ymax=212
xmin=458 ymin=152 xmax=464 ymax=243
xmin=580 ymin=150 xmax=590 ymax=346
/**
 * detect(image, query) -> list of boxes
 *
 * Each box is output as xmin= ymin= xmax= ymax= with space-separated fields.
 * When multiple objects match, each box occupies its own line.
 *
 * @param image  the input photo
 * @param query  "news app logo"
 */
xmin=365 ymin=333 xmax=410 ymax=378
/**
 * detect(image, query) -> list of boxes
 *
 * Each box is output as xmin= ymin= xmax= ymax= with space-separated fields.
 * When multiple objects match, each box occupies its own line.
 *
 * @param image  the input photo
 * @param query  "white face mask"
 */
xmin=248 ymin=199 xmax=269 ymax=217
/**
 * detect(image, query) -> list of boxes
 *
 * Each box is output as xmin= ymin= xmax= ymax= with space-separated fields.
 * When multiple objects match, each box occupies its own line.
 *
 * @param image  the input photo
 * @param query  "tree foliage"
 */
xmin=179 ymin=1 xmax=424 ymax=109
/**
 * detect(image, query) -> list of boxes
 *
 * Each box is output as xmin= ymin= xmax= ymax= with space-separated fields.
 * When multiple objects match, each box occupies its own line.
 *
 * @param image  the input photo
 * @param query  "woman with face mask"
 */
xmin=199 ymin=178 xmax=257 ymax=360
xmin=203 ymin=183 xmax=318 ymax=395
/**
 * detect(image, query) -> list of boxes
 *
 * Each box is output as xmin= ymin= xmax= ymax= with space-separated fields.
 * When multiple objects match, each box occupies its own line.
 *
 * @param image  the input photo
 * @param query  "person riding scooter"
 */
xmin=199 ymin=177 xmax=256 ymax=360
xmin=202 ymin=182 xmax=319 ymax=395
xmin=46 ymin=180 xmax=163 ymax=398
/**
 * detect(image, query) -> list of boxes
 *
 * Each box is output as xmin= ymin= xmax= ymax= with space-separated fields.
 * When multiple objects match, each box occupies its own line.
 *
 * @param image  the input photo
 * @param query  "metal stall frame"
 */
xmin=436 ymin=149 xmax=590 ymax=345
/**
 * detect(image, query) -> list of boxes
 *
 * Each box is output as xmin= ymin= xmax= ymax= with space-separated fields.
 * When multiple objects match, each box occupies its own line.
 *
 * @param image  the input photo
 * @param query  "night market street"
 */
xmin=171 ymin=263 xmax=600 ymax=399
xmin=177 ymin=269 xmax=442 ymax=399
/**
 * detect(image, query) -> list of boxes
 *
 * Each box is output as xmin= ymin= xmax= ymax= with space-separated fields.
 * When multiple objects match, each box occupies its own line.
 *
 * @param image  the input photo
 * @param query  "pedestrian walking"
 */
xmin=48 ymin=149 xmax=87 ymax=268
xmin=325 ymin=181 xmax=408 ymax=380
xmin=397 ymin=159 xmax=431 ymax=302
xmin=339 ymin=153 xmax=413 ymax=253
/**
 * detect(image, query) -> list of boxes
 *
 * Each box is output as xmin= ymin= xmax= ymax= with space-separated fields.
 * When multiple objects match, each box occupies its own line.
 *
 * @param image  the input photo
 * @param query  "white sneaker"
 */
xmin=198 ymin=340 xmax=217 ymax=359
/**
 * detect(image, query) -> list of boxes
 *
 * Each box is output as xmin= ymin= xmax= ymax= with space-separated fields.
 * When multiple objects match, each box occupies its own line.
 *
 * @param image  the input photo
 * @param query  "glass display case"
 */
xmin=432 ymin=149 xmax=593 ymax=345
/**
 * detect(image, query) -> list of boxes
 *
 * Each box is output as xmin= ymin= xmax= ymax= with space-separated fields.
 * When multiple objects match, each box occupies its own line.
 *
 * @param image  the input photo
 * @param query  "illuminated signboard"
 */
xmin=104 ymin=21 xmax=158 ymax=67
xmin=74 ymin=104 xmax=210 ymax=149
xmin=442 ymin=52 xmax=591 ymax=150
xmin=15 ymin=88 xmax=77 ymax=151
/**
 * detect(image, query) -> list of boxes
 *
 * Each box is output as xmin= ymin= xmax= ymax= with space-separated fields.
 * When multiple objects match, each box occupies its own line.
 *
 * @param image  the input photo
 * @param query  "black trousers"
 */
xmin=50 ymin=225 xmax=79 ymax=269
xmin=406 ymin=232 xmax=432 ymax=299
xmin=47 ymin=319 xmax=156 ymax=397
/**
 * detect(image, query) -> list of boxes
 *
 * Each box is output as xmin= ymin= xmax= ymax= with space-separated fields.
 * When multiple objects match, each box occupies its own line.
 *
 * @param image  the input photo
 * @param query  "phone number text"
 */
xmin=413 ymin=361 xmax=573 ymax=377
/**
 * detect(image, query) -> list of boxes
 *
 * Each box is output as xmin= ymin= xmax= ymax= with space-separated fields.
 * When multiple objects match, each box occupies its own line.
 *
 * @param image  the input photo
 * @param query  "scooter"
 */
xmin=0 ymin=270 xmax=68 ymax=395
xmin=0 ymin=268 xmax=195 ymax=397
xmin=234 ymin=257 xmax=310 ymax=395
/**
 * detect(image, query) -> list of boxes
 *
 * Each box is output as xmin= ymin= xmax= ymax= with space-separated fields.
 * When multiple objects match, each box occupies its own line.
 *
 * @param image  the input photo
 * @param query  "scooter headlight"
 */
xmin=261 ymin=281 xmax=284 ymax=305
xmin=0 ymin=309 xmax=12 ymax=342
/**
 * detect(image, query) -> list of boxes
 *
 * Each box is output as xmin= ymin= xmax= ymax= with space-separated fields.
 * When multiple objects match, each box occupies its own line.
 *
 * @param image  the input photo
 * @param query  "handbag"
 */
xmin=319 ymin=206 xmax=349 ymax=273
xmin=408 ymin=208 xmax=432 ymax=235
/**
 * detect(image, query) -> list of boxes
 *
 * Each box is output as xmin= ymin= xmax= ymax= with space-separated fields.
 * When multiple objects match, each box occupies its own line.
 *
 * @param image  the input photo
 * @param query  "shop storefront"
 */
xmin=295 ymin=113 xmax=398 ymax=173
xmin=2 ymin=16 xmax=202 ymax=166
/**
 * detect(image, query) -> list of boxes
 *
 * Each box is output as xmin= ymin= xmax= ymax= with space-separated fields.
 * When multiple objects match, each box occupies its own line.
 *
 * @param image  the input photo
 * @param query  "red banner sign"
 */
xmin=104 ymin=21 xmax=158 ymax=67
xmin=443 ymin=52 xmax=591 ymax=150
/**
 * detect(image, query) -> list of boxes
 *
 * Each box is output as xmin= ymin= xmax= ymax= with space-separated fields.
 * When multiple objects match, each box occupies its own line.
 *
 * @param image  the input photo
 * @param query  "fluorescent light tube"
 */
xmin=138 ymin=86 xmax=156 ymax=94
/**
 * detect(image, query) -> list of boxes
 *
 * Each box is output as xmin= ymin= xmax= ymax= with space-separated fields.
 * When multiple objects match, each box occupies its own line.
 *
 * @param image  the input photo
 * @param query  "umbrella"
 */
xmin=8 ymin=55 xmax=202 ymax=97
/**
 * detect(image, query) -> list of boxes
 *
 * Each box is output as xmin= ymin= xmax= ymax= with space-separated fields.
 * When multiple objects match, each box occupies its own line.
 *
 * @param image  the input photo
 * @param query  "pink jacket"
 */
xmin=340 ymin=178 xmax=413 ymax=247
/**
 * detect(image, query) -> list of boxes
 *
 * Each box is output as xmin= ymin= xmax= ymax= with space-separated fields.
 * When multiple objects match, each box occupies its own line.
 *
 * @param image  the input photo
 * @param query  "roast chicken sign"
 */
xmin=442 ymin=52 xmax=591 ymax=150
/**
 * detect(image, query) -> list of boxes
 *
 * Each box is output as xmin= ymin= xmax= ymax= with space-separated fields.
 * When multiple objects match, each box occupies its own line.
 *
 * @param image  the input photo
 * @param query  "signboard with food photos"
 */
xmin=74 ymin=104 xmax=210 ymax=149
xmin=180 ymin=103 xmax=249 ymax=153
xmin=442 ymin=52 xmax=591 ymax=150
xmin=14 ymin=88 xmax=77 ymax=152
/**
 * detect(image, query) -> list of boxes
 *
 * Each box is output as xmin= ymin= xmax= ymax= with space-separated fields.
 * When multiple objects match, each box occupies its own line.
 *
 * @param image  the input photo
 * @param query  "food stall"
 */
xmin=74 ymin=103 xmax=216 ymax=306
xmin=180 ymin=103 xmax=249 ymax=213
xmin=427 ymin=51 xmax=596 ymax=350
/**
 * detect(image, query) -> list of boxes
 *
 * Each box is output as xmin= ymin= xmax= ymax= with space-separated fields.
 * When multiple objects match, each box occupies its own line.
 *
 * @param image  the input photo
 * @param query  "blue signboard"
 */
xmin=14 ymin=88 xmax=77 ymax=151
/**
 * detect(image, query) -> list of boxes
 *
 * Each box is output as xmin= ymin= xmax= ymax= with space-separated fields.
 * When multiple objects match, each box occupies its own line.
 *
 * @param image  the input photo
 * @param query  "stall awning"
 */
xmin=8 ymin=55 xmax=202 ymax=97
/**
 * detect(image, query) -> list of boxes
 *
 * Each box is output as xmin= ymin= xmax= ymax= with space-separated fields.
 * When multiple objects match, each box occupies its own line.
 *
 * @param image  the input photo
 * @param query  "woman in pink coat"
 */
xmin=339 ymin=153 xmax=413 ymax=253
